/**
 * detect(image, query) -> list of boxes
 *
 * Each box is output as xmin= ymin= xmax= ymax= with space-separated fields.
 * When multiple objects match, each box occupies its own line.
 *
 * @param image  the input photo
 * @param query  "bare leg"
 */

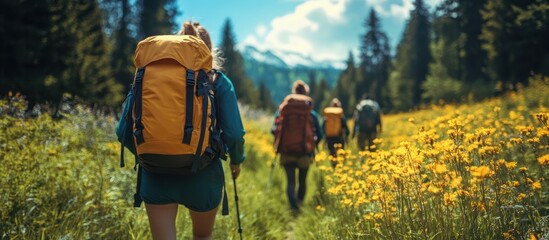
xmin=145 ymin=203 xmax=178 ymax=240
xmin=189 ymin=207 xmax=218 ymax=240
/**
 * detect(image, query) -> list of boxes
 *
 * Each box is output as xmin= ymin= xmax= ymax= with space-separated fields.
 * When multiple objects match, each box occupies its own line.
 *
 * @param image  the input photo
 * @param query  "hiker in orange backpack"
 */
xmin=352 ymin=93 xmax=382 ymax=151
xmin=271 ymin=80 xmax=323 ymax=214
xmin=322 ymin=98 xmax=350 ymax=167
xmin=136 ymin=21 xmax=245 ymax=240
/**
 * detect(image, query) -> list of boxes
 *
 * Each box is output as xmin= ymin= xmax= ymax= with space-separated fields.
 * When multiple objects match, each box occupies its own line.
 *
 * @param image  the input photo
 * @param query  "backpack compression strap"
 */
xmin=192 ymin=70 xmax=211 ymax=173
xmin=134 ymin=67 xmax=146 ymax=144
xmin=183 ymin=69 xmax=195 ymax=144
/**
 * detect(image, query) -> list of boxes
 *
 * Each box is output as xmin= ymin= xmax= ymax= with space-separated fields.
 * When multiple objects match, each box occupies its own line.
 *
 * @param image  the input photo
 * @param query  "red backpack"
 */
xmin=273 ymin=94 xmax=316 ymax=155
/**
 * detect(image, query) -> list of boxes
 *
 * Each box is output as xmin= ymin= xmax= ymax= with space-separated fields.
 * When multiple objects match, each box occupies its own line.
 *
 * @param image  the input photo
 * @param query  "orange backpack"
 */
xmin=273 ymin=94 xmax=316 ymax=155
xmin=128 ymin=35 xmax=223 ymax=175
xmin=323 ymin=107 xmax=343 ymax=137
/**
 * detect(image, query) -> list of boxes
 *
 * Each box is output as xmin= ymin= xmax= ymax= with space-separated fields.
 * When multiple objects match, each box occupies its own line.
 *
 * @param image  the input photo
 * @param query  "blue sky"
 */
xmin=176 ymin=0 xmax=442 ymax=66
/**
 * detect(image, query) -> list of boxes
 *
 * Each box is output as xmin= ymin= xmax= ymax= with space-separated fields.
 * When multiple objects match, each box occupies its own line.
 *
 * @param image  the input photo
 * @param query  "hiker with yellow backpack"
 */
xmin=322 ymin=98 xmax=350 ymax=167
xmin=116 ymin=21 xmax=245 ymax=240
xmin=272 ymin=80 xmax=323 ymax=215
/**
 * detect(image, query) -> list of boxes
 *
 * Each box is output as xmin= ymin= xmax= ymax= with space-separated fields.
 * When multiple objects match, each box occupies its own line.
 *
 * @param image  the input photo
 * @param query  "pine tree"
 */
xmin=359 ymin=9 xmax=391 ymax=108
xmin=432 ymin=0 xmax=460 ymax=81
xmin=315 ymin=78 xmax=330 ymax=113
xmin=109 ymin=0 xmax=137 ymax=95
xmin=460 ymin=0 xmax=488 ymax=83
xmin=388 ymin=0 xmax=431 ymax=110
xmin=0 ymin=1 xmax=67 ymax=112
xmin=422 ymin=0 xmax=463 ymax=103
xmin=258 ymin=80 xmax=275 ymax=111
xmin=334 ymin=51 xmax=357 ymax=114
xmin=67 ymin=1 xmax=122 ymax=109
xmin=219 ymin=18 xmax=259 ymax=107
xmin=137 ymin=0 xmax=179 ymax=39
xmin=481 ymin=0 xmax=548 ymax=90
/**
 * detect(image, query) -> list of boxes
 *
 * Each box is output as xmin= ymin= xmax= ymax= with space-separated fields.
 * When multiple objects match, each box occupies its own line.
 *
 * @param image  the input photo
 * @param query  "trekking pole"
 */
xmin=233 ymin=177 xmax=243 ymax=240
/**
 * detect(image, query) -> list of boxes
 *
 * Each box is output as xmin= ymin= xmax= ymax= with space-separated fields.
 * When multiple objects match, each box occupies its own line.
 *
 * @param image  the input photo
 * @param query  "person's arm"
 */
xmin=271 ymin=111 xmax=280 ymax=135
xmin=214 ymin=72 xmax=245 ymax=179
xmin=377 ymin=112 xmax=382 ymax=134
xmin=311 ymin=110 xmax=323 ymax=145
xmin=322 ymin=117 xmax=327 ymax=135
xmin=342 ymin=115 xmax=350 ymax=138
xmin=351 ymin=110 xmax=358 ymax=138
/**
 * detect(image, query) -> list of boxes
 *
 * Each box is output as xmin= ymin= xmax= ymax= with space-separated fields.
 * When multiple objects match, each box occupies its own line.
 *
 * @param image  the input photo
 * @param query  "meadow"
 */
xmin=1 ymin=76 xmax=547 ymax=239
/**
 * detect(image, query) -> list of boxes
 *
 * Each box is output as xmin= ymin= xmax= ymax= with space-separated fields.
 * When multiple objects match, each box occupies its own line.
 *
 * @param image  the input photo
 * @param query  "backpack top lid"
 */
xmin=279 ymin=94 xmax=313 ymax=114
xmin=324 ymin=107 xmax=343 ymax=116
xmin=357 ymin=99 xmax=380 ymax=112
xmin=134 ymin=35 xmax=212 ymax=71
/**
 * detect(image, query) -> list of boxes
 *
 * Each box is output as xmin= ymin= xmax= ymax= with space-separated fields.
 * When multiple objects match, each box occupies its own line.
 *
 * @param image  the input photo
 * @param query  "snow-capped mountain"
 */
xmin=241 ymin=45 xmax=341 ymax=69
xmin=240 ymin=45 xmax=342 ymax=104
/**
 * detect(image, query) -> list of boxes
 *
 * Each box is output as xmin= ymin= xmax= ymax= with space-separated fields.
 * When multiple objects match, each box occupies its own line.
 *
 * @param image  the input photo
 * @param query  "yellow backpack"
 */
xmin=323 ymin=107 xmax=344 ymax=137
xmin=129 ymin=35 xmax=224 ymax=175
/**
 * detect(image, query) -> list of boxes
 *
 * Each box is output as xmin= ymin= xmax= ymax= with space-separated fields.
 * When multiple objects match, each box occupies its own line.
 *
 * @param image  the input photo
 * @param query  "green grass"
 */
xmin=1 ymin=76 xmax=548 ymax=239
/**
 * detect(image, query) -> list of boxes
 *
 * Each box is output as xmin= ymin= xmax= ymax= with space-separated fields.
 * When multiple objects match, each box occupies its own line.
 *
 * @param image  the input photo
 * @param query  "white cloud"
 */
xmin=242 ymin=0 xmax=360 ymax=64
xmin=389 ymin=0 xmax=413 ymax=19
xmin=255 ymin=24 xmax=267 ymax=37
xmin=240 ymin=0 xmax=444 ymax=66
xmin=241 ymin=35 xmax=263 ymax=50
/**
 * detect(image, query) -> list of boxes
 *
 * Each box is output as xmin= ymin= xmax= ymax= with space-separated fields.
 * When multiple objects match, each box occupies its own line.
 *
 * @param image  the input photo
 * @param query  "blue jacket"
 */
xmin=213 ymin=71 xmax=246 ymax=165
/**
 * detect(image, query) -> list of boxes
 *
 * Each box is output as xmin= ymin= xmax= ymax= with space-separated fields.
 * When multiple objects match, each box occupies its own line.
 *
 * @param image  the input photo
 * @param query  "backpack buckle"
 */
xmin=186 ymin=70 xmax=195 ymax=86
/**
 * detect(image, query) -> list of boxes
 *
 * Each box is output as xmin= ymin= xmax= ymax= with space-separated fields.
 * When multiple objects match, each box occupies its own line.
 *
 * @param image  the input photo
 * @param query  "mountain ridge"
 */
xmin=241 ymin=45 xmax=342 ymax=104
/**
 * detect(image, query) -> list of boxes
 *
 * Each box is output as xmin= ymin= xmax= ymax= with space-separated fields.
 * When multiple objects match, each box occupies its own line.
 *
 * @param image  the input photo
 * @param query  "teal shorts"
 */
xmin=140 ymin=159 xmax=224 ymax=212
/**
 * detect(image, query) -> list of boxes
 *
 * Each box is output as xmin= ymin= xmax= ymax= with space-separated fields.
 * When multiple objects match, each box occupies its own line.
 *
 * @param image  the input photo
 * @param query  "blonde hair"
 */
xmin=178 ymin=21 xmax=224 ymax=70
xmin=292 ymin=80 xmax=310 ymax=95
xmin=330 ymin=98 xmax=341 ymax=107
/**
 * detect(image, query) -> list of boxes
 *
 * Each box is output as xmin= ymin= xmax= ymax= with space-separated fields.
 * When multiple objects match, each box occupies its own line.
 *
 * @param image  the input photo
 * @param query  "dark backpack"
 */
xmin=356 ymin=100 xmax=379 ymax=132
xmin=273 ymin=94 xmax=316 ymax=155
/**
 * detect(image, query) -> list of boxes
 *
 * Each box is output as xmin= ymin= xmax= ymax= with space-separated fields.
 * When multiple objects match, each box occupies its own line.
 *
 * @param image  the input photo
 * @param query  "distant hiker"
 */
xmin=352 ymin=94 xmax=382 ymax=151
xmin=272 ymin=80 xmax=323 ymax=214
xmin=322 ymin=98 xmax=350 ymax=166
xmin=118 ymin=21 xmax=246 ymax=240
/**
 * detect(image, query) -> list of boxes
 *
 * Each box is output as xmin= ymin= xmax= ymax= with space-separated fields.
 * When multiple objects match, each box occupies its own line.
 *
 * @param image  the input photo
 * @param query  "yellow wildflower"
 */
xmin=373 ymin=138 xmax=383 ymax=145
xmin=531 ymin=181 xmax=541 ymax=190
xmin=341 ymin=198 xmax=353 ymax=207
xmin=450 ymin=176 xmax=463 ymax=188
xmin=503 ymin=233 xmax=511 ymax=239
xmin=534 ymin=112 xmax=547 ymax=123
xmin=516 ymin=126 xmax=534 ymax=136
xmin=538 ymin=154 xmax=549 ymax=165
xmin=434 ymin=164 xmax=448 ymax=174
xmin=443 ymin=192 xmax=457 ymax=207
xmin=470 ymin=166 xmax=493 ymax=178
xmin=316 ymin=205 xmax=326 ymax=212
xmin=510 ymin=138 xmax=523 ymax=144
xmin=427 ymin=185 xmax=441 ymax=194
xmin=511 ymin=181 xmax=520 ymax=187
xmin=517 ymin=193 xmax=527 ymax=201
xmin=506 ymin=162 xmax=518 ymax=169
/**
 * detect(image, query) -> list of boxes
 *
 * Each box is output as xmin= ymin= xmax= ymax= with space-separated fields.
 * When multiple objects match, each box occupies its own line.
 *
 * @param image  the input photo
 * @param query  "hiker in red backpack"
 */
xmin=139 ymin=21 xmax=245 ymax=240
xmin=352 ymin=94 xmax=382 ymax=151
xmin=322 ymin=98 xmax=350 ymax=167
xmin=271 ymin=80 xmax=323 ymax=214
